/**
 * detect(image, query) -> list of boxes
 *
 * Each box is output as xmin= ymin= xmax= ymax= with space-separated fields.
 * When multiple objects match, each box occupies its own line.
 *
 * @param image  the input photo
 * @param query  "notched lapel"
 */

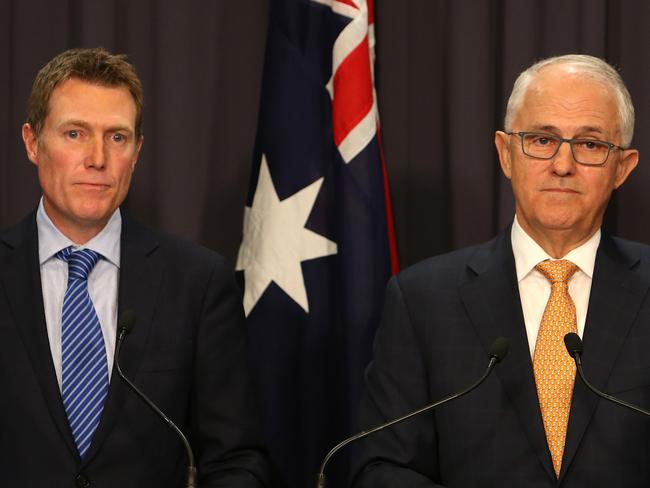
xmin=561 ymin=235 xmax=650 ymax=481
xmin=84 ymin=218 xmax=163 ymax=464
xmin=459 ymin=232 xmax=556 ymax=481
xmin=0 ymin=215 xmax=78 ymax=457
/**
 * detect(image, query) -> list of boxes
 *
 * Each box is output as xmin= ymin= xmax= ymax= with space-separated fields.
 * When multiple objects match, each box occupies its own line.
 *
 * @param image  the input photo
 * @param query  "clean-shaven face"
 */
xmin=496 ymin=65 xmax=638 ymax=246
xmin=23 ymin=77 xmax=142 ymax=242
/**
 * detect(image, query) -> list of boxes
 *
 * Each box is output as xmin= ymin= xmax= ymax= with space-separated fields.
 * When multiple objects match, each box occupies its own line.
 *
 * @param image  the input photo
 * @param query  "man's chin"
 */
xmin=71 ymin=205 xmax=117 ymax=228
xmin=536 ymin=215 xmax=588 ymax=234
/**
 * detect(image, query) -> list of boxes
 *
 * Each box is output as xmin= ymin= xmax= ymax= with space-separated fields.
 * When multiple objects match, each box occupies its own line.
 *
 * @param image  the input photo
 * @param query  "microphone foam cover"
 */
xmin=490 ymin=337 xmax=510 ymax=362
xmin=118 ymin=309 xmax=137 ymax=335
xmin=564 ymin=332 xmax=583 ymax=356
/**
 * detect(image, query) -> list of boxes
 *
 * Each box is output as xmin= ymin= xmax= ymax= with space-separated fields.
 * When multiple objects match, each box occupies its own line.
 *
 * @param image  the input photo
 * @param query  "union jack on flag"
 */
xmin=237 ymin=0 xmax=398 ymax=486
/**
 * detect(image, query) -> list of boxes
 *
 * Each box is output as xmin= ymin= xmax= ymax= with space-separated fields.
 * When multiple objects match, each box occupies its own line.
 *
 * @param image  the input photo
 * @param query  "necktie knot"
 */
xmin=535 ymin=259 xmax=578 ymax=285
xmin=56 ymin=247 xmax=101 ymax=281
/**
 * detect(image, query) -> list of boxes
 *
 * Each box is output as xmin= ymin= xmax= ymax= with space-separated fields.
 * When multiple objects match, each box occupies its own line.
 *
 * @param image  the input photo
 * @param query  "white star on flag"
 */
xmin=236 ymin=154 xmax=338 ymax=316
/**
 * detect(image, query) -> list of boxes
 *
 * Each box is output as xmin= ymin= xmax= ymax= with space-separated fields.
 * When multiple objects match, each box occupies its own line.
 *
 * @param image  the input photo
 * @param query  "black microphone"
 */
xmin=115 ymin=311 xmax=198 ymax=488
xmin=564 ymin=332 xmax=650 ymax=417
xmin=315 ymin=337 xmax=510 ymax=488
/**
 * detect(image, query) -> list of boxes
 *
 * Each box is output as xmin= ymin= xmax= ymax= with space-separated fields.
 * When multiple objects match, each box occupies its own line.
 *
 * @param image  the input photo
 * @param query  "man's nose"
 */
xmin=550 ymin=141 xmax=576 ymax=175
xmin=85 ymin=137 xmax=106 ymax=168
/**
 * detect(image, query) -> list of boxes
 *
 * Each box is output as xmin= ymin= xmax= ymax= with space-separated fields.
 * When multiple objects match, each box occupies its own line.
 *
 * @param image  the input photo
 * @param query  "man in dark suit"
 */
xmin=352 ymin=55 xmax=648 ymax=487
xmin=0 ymin=48 xmax=269 ymax=486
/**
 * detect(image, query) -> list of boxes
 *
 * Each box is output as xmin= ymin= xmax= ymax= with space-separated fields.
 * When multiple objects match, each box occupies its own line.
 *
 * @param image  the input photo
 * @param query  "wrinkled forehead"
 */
xmin=515 ymin=68 xmax=621 ymax=135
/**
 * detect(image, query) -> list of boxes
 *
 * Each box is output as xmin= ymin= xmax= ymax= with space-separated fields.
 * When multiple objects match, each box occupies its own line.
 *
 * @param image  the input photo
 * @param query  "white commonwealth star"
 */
xmin=236 ymin=154 xmax=338 ymax=316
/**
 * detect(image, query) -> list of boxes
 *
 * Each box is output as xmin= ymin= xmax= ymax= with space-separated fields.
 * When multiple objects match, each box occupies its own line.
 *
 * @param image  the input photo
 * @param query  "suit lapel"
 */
xmin=560 ymin=234 xmax=649 ymax=481
xmin=0 ymin=214 xmax=78 ymax=457
xmin=459 ymin=231 xmax=557 ymax=481
xmin=83 ymin=216 xmax=163 ymax=464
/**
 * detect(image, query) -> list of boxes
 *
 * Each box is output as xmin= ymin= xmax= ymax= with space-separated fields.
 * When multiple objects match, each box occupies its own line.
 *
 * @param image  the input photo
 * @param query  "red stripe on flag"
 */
xmin=332 ymin=35 xmax=373 ymax=147
xmin=367 ymin=0 xmax=374 ymax=25
xmin=377 ymin=124 xmax=400 ymax=274
xmin=336 ymin=0 xmax=359 ymax=9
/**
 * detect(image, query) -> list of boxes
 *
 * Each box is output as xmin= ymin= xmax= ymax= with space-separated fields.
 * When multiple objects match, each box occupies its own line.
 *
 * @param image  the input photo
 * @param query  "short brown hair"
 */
xmin=27 ymin=47 xmax=144 ymax=138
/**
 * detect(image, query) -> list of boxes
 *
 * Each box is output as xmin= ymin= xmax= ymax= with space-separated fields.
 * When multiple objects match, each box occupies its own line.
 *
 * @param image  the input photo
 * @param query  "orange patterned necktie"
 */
xmin=533 ymin=259 xmax=579 ymax=477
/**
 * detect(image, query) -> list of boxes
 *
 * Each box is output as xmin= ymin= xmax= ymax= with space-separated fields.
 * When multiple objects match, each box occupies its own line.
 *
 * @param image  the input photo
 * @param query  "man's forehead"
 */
xmin=514 ymin=69 xmax=620 ymax=132
xmin=50 ymin=77 xmax=134 ymax=101
xmin=530 ymin=65 xmax=616 ymax=101
xmin=46 ymin=78 xmax=137 ymax=126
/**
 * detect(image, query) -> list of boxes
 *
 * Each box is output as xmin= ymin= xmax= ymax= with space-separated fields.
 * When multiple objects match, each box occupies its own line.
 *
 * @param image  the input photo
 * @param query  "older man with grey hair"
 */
xmin=352 ymin=54 xmax=648 ymax=487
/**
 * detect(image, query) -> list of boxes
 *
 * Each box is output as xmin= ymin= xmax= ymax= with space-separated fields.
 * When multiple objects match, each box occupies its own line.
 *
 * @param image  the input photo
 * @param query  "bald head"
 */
xmin=504 ymin=55 xmax=634 ymax=147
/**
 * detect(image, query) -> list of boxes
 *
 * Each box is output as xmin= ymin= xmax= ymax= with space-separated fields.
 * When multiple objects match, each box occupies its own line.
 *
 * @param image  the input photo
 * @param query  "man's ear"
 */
xmin=495 ymin=131 xmax=512 ymax=179
xmin=613 ymin=148 xmax=639 ymax=189
xmin=131 ymin=135 xmax=143 ymax=171
xmin=22 ymin=123 xmax=39 ymax=166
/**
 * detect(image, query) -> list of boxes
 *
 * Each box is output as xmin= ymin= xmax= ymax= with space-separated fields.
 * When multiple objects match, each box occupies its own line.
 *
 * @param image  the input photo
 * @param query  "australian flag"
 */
xmin=236 ymin=0 xmax=398 ymax=486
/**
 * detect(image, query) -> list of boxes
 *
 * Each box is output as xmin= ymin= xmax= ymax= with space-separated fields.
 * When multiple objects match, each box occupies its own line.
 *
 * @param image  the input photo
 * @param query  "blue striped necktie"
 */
xmin=56 ymin=247 xmax=109 ymax=459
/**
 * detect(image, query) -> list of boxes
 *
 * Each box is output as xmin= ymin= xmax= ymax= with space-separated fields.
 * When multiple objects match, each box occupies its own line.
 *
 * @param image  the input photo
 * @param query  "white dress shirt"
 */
xmin=37 ymin=198 xmax=121 ymax=388
xmin=511 ymin=215 xmax=600 ymax=358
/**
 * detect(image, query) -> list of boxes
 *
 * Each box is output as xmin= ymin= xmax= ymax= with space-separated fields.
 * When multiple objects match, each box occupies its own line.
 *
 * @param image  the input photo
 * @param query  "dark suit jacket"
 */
xmin=0 ymin=212 xmax=269 ymax=487
xmin=352 ymin=229 xmax=650 ymax=487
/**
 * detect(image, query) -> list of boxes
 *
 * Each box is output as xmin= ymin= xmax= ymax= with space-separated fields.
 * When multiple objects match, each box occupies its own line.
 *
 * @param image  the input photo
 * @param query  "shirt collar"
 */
xmin=36 ymin=197 xmax=122 ymax=267
xmin=511 ymin=214 xmax=600 ymax=282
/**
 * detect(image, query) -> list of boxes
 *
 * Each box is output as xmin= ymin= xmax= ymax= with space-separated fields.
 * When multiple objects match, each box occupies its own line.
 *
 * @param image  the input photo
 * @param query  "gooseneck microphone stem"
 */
xmin=316 ymin=337 xmax=510 ymax=488
xmin=115 ymin=325 xmax=198 ymax=488
xmin=565 ymin=334 xmax=650 ymax=417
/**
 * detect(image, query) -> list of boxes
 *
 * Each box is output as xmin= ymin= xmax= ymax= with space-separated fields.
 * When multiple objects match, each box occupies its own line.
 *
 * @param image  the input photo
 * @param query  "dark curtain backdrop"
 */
xmin=3 ymin=0 xmax=650 ymax=484
xmin=3 ymin=0 xmax=650 ymax=272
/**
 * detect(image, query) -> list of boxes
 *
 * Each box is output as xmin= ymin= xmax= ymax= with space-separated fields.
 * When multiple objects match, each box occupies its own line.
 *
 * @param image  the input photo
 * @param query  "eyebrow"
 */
xmin=59 ymin=119 xmax=134 ymax=134
xmin=530 ymin=124 xmax=606 ymax=136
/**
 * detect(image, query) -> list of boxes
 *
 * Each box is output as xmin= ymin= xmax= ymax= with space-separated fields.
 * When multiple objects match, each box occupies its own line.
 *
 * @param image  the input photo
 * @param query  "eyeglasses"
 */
xmin=506 ymin=131 xmax=626 ymax=166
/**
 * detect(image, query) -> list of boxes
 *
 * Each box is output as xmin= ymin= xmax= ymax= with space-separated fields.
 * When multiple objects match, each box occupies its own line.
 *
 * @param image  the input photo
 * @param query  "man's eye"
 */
xmin=67 ymin=130 xmax=79 ymax=139
xmin=533 ymin=136 xmax=551 ymax=145
xmin=112 ymin=133 xmax=126 ymax=143
xmin=583 ymin=141 xmax=597 ymax=150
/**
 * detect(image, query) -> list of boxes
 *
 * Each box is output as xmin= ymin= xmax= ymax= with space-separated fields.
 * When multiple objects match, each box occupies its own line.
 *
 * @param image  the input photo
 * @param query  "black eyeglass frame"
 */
xmin=505 ymin=131 xmax=627 ymax=166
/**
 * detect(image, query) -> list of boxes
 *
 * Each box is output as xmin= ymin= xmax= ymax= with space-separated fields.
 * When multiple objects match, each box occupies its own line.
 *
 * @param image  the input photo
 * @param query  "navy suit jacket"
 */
xmin=0 ymin=212 xmax=269 ymax=487
xmin=353 ymin=229 xmax=650 ymax=487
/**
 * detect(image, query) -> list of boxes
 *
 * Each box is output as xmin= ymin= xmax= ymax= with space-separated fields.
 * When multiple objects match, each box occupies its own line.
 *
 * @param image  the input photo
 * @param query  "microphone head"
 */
xmin=118 ymin=309 xmax=137 ymax=335
xmin=564 ymin=332 xmax=583 ymax=357
xmin=489 ymin=337 xmax=510 ymax=363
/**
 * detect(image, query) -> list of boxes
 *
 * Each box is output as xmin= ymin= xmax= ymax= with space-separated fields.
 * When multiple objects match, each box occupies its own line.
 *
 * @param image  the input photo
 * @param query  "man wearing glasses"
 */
xmin=353 ymin=55 xmax=647 ymax=487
